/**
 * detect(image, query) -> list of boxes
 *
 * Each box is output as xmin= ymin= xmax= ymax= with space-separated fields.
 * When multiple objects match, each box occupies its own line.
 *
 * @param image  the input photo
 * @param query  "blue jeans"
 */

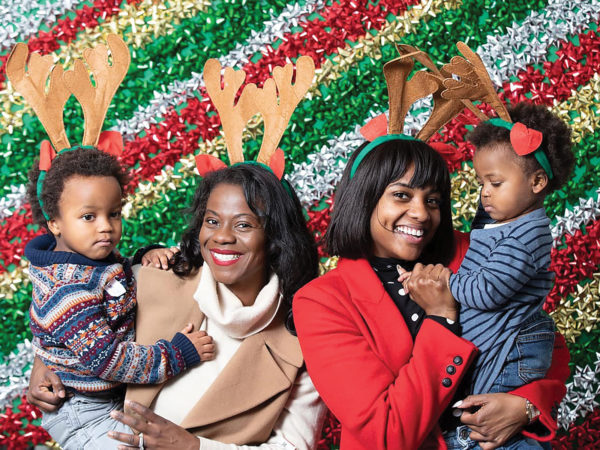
xmin=444 ymin=313 xmax=555 ymax=449
xmin=443 ymin=425 xmax=546 ymax=450
xmin=41 ymin=393 xmax=132 ymax=450
xmin=488 ymin=312 xmax=555 ymax=394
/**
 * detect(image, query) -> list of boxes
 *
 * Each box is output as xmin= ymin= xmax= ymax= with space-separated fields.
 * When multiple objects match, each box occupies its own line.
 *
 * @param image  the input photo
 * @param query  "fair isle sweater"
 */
xmin=26 ymin=234 xmax=200 ymax=395
xmin=449 ymin=208 xmax=554 ymax=395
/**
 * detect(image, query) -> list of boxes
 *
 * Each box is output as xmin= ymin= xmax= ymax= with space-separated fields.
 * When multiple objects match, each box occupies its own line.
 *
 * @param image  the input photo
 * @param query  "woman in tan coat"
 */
xmin=27 ymin=163 xmax=327 ymax=450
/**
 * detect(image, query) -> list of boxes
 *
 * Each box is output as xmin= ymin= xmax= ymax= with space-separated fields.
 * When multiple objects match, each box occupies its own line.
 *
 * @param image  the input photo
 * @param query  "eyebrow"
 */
xmin=205 ymin=209 xmax=257 ymax=220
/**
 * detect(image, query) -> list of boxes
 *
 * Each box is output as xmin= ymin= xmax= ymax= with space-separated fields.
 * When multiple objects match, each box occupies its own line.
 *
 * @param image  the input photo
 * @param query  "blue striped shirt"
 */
xmin=449 ymin=208 xmax=554 ymax=394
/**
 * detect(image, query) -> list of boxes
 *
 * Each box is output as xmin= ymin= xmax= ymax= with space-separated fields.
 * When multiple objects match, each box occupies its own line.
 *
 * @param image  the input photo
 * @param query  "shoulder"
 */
xmin=295 ymin=258 xmax=372 ymax=302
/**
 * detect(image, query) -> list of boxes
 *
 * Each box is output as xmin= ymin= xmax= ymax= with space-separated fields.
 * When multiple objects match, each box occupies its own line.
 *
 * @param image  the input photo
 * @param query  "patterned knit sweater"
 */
xmin=26 ymin=234 xmax=200 ymax=395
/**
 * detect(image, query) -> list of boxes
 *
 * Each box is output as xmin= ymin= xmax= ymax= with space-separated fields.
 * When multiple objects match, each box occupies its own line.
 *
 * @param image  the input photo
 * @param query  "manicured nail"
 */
xmin=452 ymin=400 xmax=463 ymax=408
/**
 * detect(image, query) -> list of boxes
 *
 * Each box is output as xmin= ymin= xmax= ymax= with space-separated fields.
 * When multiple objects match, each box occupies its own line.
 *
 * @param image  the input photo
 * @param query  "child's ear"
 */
xmin=530 ymin=169 xmax=548 ymax=194
xmin=47 ymin=218 xmax=61 ymax=237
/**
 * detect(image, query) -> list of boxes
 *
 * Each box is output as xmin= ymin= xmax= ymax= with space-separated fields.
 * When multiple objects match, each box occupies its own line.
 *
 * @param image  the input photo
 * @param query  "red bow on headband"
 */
xmin=38 ymin=130 xmax=124 ymax=171
xmin=510 ymin=122 xmax=543 ymax=156
xmin=194 ymin=148 xmax=286 ymax=180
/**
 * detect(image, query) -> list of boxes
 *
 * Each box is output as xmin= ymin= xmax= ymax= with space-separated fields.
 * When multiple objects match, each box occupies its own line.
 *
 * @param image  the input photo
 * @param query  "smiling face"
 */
xmin=199 ymin=183 xmax=267 ymax=305
xmin=369 ymin=165 xmax=442 ymax=261
xmin=48 ymin=175 xmax=123 ymax=260
xmin=473 ymin=143 xmax=544 ymax=223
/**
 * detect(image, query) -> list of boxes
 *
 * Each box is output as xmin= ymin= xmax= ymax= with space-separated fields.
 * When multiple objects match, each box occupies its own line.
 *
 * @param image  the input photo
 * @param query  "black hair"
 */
xmin=468 ymin=103 xmax=574 ymax=193
xmin=26 ymin=146 xmax=129 ymax=229
xmin=170 ymin=164 xmax=319 ymax=334
xmin=326 ymin=139 xmax=454 ymax=265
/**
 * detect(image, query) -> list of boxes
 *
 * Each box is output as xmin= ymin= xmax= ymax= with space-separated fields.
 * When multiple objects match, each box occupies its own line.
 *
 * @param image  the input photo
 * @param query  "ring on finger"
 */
xmin=138 ymin=432 xmax=144 ymax=449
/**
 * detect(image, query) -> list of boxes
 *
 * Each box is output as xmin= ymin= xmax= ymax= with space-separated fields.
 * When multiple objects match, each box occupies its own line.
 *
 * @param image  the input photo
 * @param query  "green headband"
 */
xmin=231 ymin=160 xmax=294 ymax=198
xmin=486 ymin=118 xmax=554 ymax=180
xmin=350 ymin=134 xmax=422 ymax=179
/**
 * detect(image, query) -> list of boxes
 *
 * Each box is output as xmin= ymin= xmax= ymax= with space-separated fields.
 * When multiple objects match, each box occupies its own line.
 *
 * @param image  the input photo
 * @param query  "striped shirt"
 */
xmin=449 ymin=208 xmax=554 ymax=394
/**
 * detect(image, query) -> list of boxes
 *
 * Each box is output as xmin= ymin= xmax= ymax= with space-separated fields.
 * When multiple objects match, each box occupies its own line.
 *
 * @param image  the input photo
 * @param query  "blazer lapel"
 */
xmin=180 ymin=318 xmax=302 ymax=429
xmin=337 ymin=258 xmax=414 ymax=372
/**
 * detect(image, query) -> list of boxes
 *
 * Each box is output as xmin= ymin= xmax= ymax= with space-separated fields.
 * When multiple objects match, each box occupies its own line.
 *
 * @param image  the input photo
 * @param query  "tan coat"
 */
xmin=125 ymin=266 xmax=304 ymax=444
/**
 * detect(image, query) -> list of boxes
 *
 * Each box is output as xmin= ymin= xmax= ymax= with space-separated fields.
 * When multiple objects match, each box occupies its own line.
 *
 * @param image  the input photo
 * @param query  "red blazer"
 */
xmin=293 ymin=231 xmax=569 ymax=449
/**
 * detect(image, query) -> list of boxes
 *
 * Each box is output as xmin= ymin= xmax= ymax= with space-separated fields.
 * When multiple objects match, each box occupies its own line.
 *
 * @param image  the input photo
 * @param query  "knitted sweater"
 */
xmin=26 ymin=234 xmax=200 ymax=395
xmin=449 ymin=208 xmax=554 ymax=394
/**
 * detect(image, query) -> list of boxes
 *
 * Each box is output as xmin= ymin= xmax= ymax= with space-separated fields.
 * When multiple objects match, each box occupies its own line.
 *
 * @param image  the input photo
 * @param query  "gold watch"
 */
xmin=525 ymin=399 xmax=540 ymax=424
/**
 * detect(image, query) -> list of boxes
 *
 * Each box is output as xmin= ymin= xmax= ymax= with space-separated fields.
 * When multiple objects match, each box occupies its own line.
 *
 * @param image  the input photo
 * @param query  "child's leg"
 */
xmin=489 ymin=312 xmax=555 ymax=393
xmin=42 ymin=394 xmax=133 ymax=450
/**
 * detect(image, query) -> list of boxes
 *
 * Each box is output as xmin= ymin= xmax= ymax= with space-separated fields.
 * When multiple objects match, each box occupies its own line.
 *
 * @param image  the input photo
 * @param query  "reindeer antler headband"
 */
xmin=350 ymin=44 xmax=479 ymax=179
xmin=6 ymin=34 xmax=130 ymax=219
xmin=352 ymin=42 xmax=552 ymax=180
xmin=440 ymin=42 xmax=552 ymax=179
xmin=195 ymin=56 xmax=315 ymax=181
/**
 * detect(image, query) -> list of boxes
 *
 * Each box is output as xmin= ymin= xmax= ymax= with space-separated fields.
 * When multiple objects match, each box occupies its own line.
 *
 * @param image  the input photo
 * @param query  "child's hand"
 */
xmin=396 ymin=265 xmax=412 ymax=293
xmin=180 ymin=323 xmax=216 ymax=362
xmin=142 ymin=247 xmax=179 ymax=270
xmin=396 ymin=263 xmax=458 ymax=321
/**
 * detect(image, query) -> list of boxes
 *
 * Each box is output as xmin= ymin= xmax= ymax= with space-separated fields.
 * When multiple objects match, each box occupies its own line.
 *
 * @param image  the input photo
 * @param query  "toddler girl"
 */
xmin=401 ymin=102 xmax=574 ymax=448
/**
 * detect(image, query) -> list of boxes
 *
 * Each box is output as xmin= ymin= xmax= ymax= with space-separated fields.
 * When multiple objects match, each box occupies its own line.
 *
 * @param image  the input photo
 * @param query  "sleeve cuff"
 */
xmin=426 ymin=315 xmax=461 ymax=336
xmin=171 ymin=332 xmax=201 ymax=367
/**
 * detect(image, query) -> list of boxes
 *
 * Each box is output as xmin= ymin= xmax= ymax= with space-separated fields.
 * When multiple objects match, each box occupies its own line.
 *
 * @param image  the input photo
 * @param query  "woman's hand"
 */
xmin=399 ymin=263 xmax=458 ymax=321
xmin=27 ymin=357 xmax=67 ymax=413
xmin=108 ymin=400 xmax=200 ymax=450
xmin=455 ymin=393 xmax=529 ymax=449
xmin=141 ymin=247 xmax=179 ymax=270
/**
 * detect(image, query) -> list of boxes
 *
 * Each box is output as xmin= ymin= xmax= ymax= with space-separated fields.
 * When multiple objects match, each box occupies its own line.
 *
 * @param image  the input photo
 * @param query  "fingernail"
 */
xmin=452 ymin=400 xmax=463 ymax=407
xmin=452 ymin=408 xmax=463 ymax=417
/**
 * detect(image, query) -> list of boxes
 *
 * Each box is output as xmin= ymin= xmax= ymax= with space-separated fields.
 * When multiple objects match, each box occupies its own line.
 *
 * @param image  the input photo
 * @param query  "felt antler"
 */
xmin=203 ymin=59 xmax=257 ymax=164
xmin=394 ymin=44 xmax=484 ymax=141
xmin=253 ymin=55 xmax=315 ymax=166
xmin=440 ymin=41 xmax=511 ymax=122
xmin=383 ymin=50 xmax=438 ymax=135
xmin=63 ymin=34 xmax=130 ymax=147
xmin=6 ymin=43 xmax=71 ymax=152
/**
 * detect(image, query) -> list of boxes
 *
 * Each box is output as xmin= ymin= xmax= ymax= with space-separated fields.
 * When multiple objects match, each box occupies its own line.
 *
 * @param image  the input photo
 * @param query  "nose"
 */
xmin=212 ymin=225 xmax=235 ymax=244
xmin=97 ymin=216 xmax=113 ymax=233
xmin=408 ymin=197 xmax=429 ymax=222
xmin=481 ymin=184 xmax=490 ymax=198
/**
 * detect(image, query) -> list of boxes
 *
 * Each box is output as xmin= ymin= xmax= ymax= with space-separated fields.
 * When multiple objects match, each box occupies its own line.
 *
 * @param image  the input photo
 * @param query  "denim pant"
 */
xmin=443 ymin=313 xmax=555 ymax=450
xmin=41 ymin=393 xmax=133 ymax=450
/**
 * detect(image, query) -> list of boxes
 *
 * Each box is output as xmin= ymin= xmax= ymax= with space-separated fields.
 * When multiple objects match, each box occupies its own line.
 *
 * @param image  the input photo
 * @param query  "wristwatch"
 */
xmin=525 ymin=399 xmax=540 ymax=423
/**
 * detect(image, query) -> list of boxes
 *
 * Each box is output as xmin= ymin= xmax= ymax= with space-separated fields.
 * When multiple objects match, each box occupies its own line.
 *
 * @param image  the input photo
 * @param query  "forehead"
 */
xmin=385 ymin=165 xmax=441 ymax=194
xmin=206 ymin=183 xmax=255 ymax=215
xmin=60 ymin=176 xmax=122 ymax=205
xmin=474 ymin=142 xmax=522 ymax=172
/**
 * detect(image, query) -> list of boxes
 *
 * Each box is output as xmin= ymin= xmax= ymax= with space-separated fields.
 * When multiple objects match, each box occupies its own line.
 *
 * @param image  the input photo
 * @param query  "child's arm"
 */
xmin=30 ymin=278 xmax=206 ymax=385
xmin=449 ymin=236 xmax=538 ymax=311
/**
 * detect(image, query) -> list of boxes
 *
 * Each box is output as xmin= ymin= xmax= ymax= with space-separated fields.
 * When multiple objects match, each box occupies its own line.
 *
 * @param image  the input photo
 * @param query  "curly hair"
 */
xmin=326 ymin=139 xmax=455 ymax=266
xmin=26 ymin=147 xmax=129 ymax=229
xmin=468 ymin=103 xmax=574 ymax=192
xmin=169 ymin=164 xmax=319 ymax=335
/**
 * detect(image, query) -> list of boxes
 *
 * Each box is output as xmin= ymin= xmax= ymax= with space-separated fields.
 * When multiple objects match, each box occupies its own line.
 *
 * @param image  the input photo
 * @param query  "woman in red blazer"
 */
xmin=293 ymin=137 xmax=569 ymax=449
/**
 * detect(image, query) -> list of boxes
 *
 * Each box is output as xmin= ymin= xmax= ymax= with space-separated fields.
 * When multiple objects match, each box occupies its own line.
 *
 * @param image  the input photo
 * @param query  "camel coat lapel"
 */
xmin=125 ymin=266 xmax=304 ymax=444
